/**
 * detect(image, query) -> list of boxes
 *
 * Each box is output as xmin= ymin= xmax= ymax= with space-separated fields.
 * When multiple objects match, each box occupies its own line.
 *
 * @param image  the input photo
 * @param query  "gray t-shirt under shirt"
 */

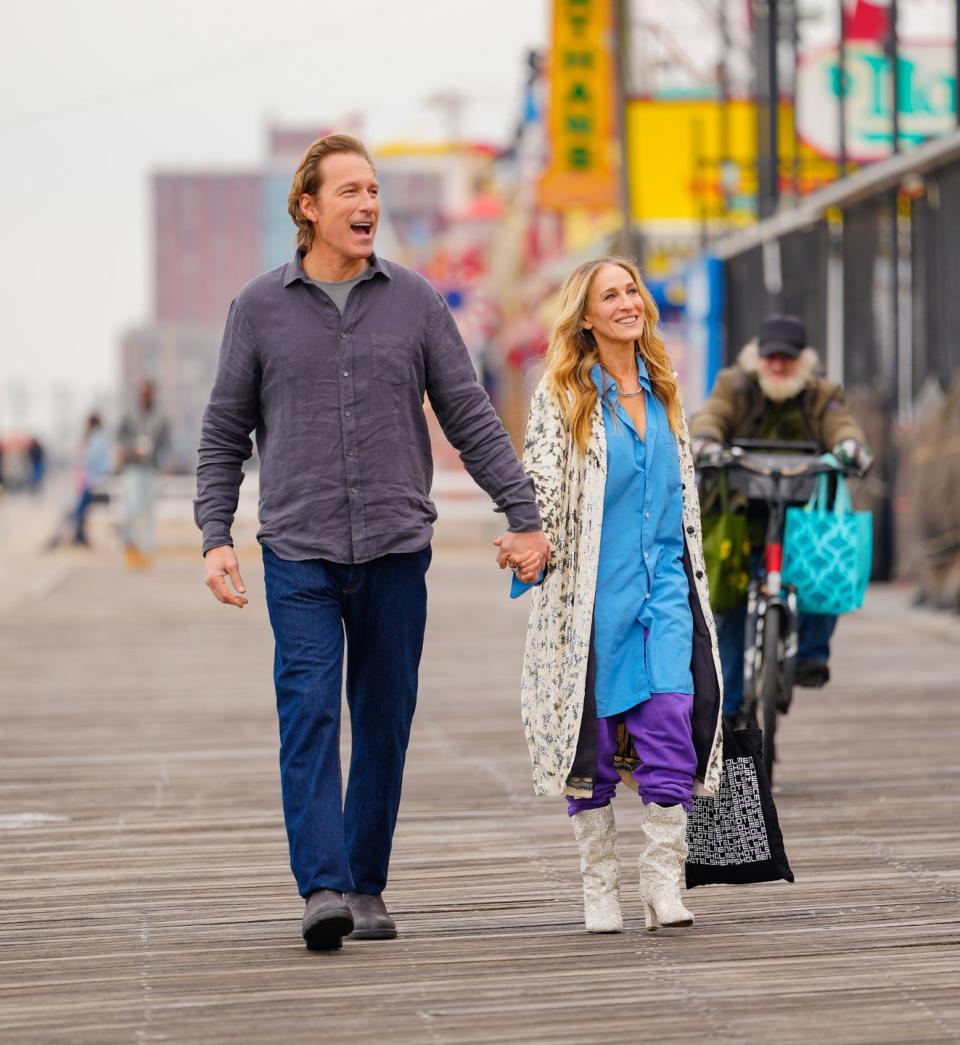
xmin=305 ymin=270 xmax=367 ymax=315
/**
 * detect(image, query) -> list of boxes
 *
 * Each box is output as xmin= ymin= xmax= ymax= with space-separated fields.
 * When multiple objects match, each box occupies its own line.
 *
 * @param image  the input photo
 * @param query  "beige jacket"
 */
xmin=518 ymin=378 xmax=724 ymax=799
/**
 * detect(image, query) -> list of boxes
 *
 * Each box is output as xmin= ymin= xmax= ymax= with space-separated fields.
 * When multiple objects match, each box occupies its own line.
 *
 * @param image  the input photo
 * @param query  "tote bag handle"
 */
xmin=805 ymin=454 xmax=853 ymax=519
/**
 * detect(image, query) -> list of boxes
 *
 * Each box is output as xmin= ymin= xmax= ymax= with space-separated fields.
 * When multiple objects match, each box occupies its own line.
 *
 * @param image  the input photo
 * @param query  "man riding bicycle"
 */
xmin=691 ymin=314 xmax=873 ymax=721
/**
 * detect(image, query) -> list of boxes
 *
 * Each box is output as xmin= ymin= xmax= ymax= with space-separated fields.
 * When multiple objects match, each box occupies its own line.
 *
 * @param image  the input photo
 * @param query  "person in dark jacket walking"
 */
xmin=194 ymin=134 xmax=549 ymax=951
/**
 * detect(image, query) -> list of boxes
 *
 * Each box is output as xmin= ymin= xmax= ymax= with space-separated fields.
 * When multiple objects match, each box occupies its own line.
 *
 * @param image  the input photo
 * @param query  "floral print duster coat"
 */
xmin=519 ymin=377 xmax=725 ymax=799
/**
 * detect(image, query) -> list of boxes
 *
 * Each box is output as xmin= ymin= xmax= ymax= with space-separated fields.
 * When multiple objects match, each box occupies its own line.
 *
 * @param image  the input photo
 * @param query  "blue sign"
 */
xmin=686 ymin=256 xmax=725 ymax=395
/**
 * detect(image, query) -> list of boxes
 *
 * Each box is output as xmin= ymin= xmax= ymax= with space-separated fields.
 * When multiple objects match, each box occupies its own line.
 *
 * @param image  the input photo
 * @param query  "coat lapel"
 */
xmin=588 ymin=397 xmax=607 ymax=472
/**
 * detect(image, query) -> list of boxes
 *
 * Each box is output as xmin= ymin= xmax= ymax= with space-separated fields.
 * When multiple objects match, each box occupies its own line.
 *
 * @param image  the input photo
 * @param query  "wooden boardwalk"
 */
xmin=0 ymin=544 xmax=958 ymax=1044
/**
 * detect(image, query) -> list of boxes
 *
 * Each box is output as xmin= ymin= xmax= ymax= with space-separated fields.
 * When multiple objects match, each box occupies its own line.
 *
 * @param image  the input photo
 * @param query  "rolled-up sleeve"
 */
xmin=193 ymin=301 xmax=262 ymax=554
xmin=423 ymin=292 xmax=541 ymax=532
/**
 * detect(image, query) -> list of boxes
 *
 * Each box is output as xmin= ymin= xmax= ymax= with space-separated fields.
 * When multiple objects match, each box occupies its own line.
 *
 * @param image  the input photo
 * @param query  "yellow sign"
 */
xmin=538 ymin=0 xmax=618 ymax=212
xmin=625 ymin=98 xmax=840 ymax=225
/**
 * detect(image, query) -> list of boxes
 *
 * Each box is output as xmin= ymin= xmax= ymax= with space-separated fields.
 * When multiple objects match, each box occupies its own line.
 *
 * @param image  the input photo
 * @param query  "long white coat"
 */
xmin=518 ymin=377 xmax=724 ymax=798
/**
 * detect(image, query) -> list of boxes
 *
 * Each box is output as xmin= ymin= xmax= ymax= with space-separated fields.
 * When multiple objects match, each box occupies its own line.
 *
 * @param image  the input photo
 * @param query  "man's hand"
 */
xmin=204 ymin=545 xmax=249 ymax=608
xmin=494 ymin=530 xmax=551 ymax=584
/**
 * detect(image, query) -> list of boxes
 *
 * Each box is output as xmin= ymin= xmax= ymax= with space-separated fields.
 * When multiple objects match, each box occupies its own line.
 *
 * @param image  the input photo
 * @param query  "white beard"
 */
xmin=737 ymin=341 xmax=820 ymax=403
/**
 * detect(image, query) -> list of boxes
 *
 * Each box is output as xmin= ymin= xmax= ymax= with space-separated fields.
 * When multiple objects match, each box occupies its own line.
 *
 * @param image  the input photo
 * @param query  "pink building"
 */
xmin=153 ymin=173 xmax=264 ymax=325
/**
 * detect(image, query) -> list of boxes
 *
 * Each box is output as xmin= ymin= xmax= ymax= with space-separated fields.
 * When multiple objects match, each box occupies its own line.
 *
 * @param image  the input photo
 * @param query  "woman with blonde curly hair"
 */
xmin=508 ymin=257 xmax=724 ymax=935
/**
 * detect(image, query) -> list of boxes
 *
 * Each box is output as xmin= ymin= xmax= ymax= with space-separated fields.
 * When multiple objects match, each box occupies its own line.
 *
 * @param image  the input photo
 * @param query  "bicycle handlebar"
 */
xmin=698 ymin=447 xmax=864 ymax=481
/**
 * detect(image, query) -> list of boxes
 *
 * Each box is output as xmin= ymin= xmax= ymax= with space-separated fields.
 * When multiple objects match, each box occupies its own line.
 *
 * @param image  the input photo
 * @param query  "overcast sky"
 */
xmin=0 ymin=0 xmax=548 ymax=435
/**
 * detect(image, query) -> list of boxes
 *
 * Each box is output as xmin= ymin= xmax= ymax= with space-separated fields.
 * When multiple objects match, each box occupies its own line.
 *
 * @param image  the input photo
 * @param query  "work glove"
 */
xmin=832 ymin=438 xmax=874 ymax=473
xmin=692 ymin=437 xmax=726 ymax=466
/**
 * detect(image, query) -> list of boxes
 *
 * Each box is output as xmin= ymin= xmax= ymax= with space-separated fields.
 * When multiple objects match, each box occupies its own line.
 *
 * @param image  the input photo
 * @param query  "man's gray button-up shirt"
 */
xmin=194 ymin=252 xmax=542 ymax=563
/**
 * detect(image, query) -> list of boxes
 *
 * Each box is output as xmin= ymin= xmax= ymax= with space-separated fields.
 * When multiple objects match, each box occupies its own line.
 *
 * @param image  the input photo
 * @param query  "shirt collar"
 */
xmin=282 ymin=251 xmax=392 ymax=288
xmin=591 ymin=354 xmax=653 ymax=396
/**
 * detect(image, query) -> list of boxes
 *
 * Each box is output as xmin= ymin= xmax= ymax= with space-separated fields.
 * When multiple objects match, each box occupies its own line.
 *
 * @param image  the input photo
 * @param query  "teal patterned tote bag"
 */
xmin=782 ymin=457 xmax=872 ymax=615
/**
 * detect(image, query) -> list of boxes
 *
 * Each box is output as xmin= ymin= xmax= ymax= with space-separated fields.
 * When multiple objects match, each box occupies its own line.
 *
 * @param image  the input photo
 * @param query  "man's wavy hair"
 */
xmin=287 ymin=134 xmax=375 ymax=254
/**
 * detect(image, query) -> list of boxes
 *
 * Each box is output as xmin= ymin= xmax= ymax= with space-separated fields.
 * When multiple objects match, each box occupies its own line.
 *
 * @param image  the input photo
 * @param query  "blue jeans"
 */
xmin=262 ymin=543 xmax=431 ymax=898
xmin=716 ymin=602 xmax=837 ymax=717
xmin=119 ymin=465 xmax=157 ymax=553
xmin=73 ymin=487 xmax=93 ymax=543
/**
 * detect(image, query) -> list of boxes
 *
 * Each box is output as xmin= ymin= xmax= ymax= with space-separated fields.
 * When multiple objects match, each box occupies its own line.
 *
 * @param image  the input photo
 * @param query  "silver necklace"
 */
xmin=601 ymin=363 xmax=643 ymax=398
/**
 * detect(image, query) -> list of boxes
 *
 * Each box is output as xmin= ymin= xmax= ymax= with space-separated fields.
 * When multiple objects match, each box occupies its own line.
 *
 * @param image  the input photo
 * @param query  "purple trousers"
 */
xmin=566 ymin=692 xmax=697 ymax=816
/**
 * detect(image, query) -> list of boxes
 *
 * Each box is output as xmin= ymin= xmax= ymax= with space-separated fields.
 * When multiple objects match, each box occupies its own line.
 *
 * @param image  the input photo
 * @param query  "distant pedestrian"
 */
xmin=72 ymin=414 xmax=111 ymax=546
xmin=46 ymin=413 xmax=113 ymax=550
xmin=195 ymin=133 xmax=549 ymax=950
xmin=117 ymin=381 xmax=170 ymax=569
xmin=26 ymin=437 xmax=46 ymax=494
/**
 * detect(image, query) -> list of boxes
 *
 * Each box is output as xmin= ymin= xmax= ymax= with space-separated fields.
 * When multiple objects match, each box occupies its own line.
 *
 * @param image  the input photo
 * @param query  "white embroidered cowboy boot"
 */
xmin=638 ymin=802 xmax=694 ymax=931
xmin=571 ymin=804 xmax=623 ymax=933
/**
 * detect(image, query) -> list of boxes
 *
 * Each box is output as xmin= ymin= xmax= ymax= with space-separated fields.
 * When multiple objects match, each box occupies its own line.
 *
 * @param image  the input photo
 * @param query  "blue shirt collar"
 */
xmin=591 ymin=354 xmax=652 ymax=397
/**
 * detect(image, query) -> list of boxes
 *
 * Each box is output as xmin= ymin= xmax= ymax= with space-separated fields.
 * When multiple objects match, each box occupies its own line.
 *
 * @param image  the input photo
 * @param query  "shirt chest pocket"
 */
xmin=371 ymin=333 xmax=421 ymax=386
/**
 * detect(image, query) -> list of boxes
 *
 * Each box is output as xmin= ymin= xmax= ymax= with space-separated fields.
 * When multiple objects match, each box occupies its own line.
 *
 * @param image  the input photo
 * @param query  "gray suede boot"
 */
xmin=571 ymin=804 xmax=624 ymax=933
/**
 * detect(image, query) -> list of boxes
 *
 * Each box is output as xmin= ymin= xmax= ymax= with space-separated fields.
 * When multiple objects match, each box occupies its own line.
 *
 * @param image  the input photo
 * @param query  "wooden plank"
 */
xmin=0 ymin=548 xmax=957 ymax=1043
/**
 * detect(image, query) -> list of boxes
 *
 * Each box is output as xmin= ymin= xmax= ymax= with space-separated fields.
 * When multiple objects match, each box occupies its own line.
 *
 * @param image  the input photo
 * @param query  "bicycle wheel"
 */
xmin=757 ymin=604 xmax=782 ymax=784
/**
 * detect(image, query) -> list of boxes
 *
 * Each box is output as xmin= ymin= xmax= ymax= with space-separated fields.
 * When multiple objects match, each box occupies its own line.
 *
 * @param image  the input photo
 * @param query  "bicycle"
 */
xmin=698 ymin=439 xmax=860 ymax=785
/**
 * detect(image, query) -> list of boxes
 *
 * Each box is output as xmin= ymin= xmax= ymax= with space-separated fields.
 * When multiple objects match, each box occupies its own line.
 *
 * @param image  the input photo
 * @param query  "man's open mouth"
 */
xmin=351 ymin=223 xmax=373 ymax=235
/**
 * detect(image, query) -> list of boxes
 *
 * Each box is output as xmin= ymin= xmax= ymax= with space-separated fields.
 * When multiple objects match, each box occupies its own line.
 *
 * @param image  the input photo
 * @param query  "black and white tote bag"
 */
xmin=685 ymin=726 xmax=794 ymax=888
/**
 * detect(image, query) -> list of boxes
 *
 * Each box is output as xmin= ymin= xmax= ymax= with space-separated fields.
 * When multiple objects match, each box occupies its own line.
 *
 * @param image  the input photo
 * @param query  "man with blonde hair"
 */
xmin=194 ymin=134 xmax=548 ymax=950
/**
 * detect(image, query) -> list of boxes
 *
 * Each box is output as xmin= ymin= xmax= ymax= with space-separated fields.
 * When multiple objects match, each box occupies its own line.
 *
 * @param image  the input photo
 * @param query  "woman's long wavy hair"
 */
xmin=544 ymin=256 xmax=683 ymax=454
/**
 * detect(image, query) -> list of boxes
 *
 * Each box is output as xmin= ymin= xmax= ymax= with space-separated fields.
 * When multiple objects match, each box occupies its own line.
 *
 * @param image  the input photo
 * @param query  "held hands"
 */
xmin=494 ymin=530 xmax=551 ymax=584
xmin=204 ymin=545 xmax=249 ymax=608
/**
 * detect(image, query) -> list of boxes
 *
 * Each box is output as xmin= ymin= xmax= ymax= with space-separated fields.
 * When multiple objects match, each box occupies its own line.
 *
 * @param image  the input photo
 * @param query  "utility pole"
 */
xmin=718 ymin=0 xmax=732 ymax=220
xmin=614 ymin=0 xmax=639 ymax=259
xmin=838 ymin=0 xmax=848 ymax=175
xmin=614 ymin=0 xmax=638 ymax=258
xmin=887 ymin=0 xmax=900 ymax=155
xmin=886 ymin=0 xmax=902 ymax=417
xmin=755 ymin=0 xmax=781 ymax=218
xmin=769 ymin=0 xmax=780 ymax=213
xmin=789 ymin=0 xmax=801 ymax=199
